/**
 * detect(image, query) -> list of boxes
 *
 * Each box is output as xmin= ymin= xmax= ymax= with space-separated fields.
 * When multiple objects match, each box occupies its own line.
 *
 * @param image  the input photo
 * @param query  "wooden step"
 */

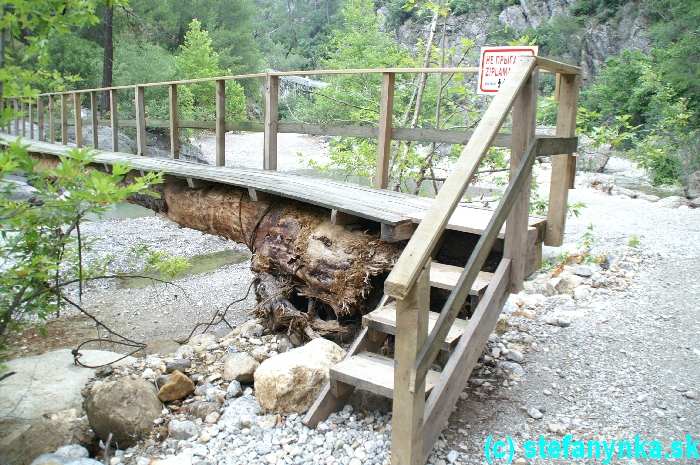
xmin=363 ymin=302 xmax=471 ymax=350
xmin=330 ymin=351 xmax=442 ymax=399
xmin=429 ymin=262 xmax=493 ymax=295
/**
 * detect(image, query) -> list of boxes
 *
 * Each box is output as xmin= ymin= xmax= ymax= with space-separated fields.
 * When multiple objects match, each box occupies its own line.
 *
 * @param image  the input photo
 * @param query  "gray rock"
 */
xmin=226 ymin=381 xmax=243 ymax=398
xmin=683 ymin=390 xmax=697 ymax=400
xmin=573 ymin=265 xmax=594 ymax=277
xmin=498 ymin=361 xmax=525 ymax=378
xmin=687 ymin=171 xmax=700 ymax=199
xmin=55 ymin=444 xmax=89 ymax=459
xmin=222 ymin=353 xmax=259 ymax=383
xmin=506 ymin=349 xmax=524 ymax=363
xmin=527 ymin=407 xmax=543 ymax=419
xmin=66 ymin=460 xmax=103 ymax=465
xmin=165 ymin=359 xmax=192 ymax=373
xmin=545 ymin=315 xmax=572 ymax=327
xmin=690 ymin=197 xmax=700 ymax=208
xmin=30 ymin=454 xmax=69 ymax=465
xmin=220 ymin=395 xmax=261 ymax=429
xmin=446 ymin=450 xmax=459 ymax=463
xmin=85 ymin=377 xmax=163 ymax=448
xmin=238 ymin=320 xmax=265 ymax=338
xmin=168 ymin=419 xmax=200 ymax=440
xmin=657 ymin=196 xmax=688 ymax=208
xmin=180 ymin=401 xmax=219 ymax=420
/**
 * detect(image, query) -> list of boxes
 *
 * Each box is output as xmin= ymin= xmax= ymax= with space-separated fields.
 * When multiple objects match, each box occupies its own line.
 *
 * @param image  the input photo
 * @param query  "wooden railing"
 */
xmin=3 ymin=64 xmax=575 ymax=199
xmin=383 ymin=56 xmax=580 ymax=465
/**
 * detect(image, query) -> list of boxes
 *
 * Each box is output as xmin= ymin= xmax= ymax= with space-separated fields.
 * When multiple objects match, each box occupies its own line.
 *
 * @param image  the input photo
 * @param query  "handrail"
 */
xmin=413 ymin=137 xmax=540 ymax=385
xmin=2 ymin=57 xmax=579 ymax=98
xmin=383 ymin=57 xmax=536 ymax=300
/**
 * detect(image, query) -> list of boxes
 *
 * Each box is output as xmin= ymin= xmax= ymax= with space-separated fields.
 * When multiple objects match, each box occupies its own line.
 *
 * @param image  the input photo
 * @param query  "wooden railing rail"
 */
xmin=383 ymin=58 xmax=537 ymax=301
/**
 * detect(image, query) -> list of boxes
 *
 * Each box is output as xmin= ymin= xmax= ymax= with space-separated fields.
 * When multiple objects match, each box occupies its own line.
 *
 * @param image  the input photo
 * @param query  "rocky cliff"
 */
xmin=387 ymin=0 xmax=650 ymax=81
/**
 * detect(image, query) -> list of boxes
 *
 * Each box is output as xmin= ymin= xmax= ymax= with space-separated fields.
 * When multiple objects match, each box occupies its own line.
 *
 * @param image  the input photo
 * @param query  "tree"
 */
xmin=175 ymin=19 xmax=245 ymax=121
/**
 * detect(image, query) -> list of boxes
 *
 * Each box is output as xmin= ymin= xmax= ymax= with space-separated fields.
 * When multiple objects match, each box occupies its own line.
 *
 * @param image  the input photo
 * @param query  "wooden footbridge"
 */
xmin=1 ymin=55 xmax=580 ymax=465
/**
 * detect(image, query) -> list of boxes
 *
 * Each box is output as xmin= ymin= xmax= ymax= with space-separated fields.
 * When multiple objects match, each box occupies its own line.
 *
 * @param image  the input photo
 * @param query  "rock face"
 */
xmin=222 ymin=352 xmax=259 ymax=383
xmin=254 ymin=338 xmax=346 ymax=413
xmin=157 ymin=370 xmax=195 ymax=402
xmin=84 ymin=377 xmax=163 ymax=448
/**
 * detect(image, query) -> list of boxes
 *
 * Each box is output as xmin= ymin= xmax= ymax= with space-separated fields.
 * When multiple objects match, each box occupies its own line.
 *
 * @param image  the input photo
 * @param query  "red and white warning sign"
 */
xmin=477 ymin=46 xmax=538 ymax=95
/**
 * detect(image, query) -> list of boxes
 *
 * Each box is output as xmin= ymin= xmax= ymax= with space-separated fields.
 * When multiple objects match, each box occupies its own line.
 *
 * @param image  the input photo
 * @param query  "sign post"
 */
xmin=477 ymin=46 xmax=538 ymax=95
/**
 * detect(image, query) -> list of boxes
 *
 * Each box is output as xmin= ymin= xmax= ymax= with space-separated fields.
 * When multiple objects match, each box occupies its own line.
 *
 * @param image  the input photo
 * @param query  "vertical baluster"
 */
xmin=110 ymin=89 xmax=119 ymax=152
xmin=263 ymin=75 xmax=278 ymax=170
xmin=48 ymin=96 xmax=55 ymax=143
xmin=169 ymin=84 xmax=179 ymax=159
xmin=375 ymin=72 xmax=395 ymax=189
xmin=90 ymin=91 xmax=99 ymax=148
xmin=13 ymin=99 xmax=19 ymax=134
xmin=215 ymin=80 xmax=226 ymax=167
xmin=503 ymin=68 xmax=537 ymax=292
xmin=135 ymin=86 xmax=146 ymax=155
xmin=21 ymin=101 xmax=26 ymax=136
xmin=37 ymin=97 xmax=45 ymax=141
xmin=391 ymin=263 xmax=430 ymax=465
xmin=73 ymin=93 xmax=83 ymax=147
xmin=60 ymin=94 xmax=68 ymax=144
xmin=545 ymin=73 xmax=580 ymax=246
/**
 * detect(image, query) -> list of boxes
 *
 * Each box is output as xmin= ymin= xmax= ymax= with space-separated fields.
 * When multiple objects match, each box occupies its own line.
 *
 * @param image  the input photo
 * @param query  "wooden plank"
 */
xmin=109 ymin=89 xmax=119 ymax=152
xmin=135 ymin=86 xmax=146 ymax=155
xmin=60 ymin=94 xmax=68 ymax=145
xmin=429 ymin=262 xmax=492 ymax=295
xmin=504 ymin=69 xmax=537 ymax=293
xmin=391 ymin=264 xmax=430 ymax=465
xmin=90 ymin=91 xmax=99 ymax=148
xmin=169 ymin=84 xmax=179 ymax=159
xmin=331 ymin=351 xmax=440 ymax=400
xmin=536 ymin=57 xmax=581 ymax=76
xmin=384 ymin=57 xmax=536 ymax=300
xmin=37 ymin=97 xmax=45 ymax=141
xmin=380 ymin=220 xmax=415 ymax=242
xmin=363 ymin=302 xmax=471 ymax=351
xmin=264 ymin=75 xmax=279 ymax=170
xmin=421 ymin=259 xmax=511 ymax=461
xmin=72 ymin=93 xmax=83 ymax=147
xmin=414 ymin=138 xmax=539 ymax=386
xmin=28 ymin=102 xmax=34 ymax=139
xmin=545 ymin=74 xmax=580 ymax=246
xmin=303 ymin=327 xmax=387 ymax=427
xmin=537 ymin=136 xmax=577 ymax=156
xmin=270 ymin=67 xmax=478 ymax=77
xmin=48 ymin=96 xmax=54 ymax=143
xmin=375 ymin=72 xmax=395 ymax=189
xmin=215 ymin=80 xmax=226 ymax=167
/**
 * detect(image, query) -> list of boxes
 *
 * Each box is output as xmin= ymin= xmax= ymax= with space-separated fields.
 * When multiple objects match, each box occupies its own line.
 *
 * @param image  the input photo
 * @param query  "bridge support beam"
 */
xmin=264 ymin=74 xmax=279 ymax=171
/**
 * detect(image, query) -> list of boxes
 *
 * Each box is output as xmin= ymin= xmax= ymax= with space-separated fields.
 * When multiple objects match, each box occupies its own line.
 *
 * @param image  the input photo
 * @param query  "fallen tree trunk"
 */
xmin=147 ymin=178 xmax=400 ymax=339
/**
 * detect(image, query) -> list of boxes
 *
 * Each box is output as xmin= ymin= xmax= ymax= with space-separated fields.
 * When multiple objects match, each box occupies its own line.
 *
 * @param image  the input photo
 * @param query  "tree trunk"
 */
xmin=151 ymin=178 xmax=401 ymax=340
xmin=101 ymin=4 xmax=114 ymax=112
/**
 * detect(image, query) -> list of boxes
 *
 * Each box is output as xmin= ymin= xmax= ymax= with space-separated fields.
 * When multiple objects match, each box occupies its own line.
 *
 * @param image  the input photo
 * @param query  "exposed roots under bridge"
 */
xmin=131 ymin=176 xmax=400 ymax=342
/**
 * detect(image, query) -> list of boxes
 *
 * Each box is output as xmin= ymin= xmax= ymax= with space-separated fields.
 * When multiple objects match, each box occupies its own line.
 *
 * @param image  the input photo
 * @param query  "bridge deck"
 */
xmin=1 ymin=134 xmax=546 ymax=239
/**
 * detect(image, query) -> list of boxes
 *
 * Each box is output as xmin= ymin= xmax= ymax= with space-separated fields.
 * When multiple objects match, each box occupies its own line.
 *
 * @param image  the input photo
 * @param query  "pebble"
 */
xmin=682 ymin=390 xmax=697 ymax=400
xmin=506 ymin=349 xmax=524 ymax=363
xmin=527 ymin=407 xmax=543 ymax=419
xmin=446 ymin=450 xmax=459 ymax=463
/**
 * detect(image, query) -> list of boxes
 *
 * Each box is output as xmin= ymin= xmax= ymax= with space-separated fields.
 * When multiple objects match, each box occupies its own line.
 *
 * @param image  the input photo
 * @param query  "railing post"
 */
xmin=391 ymin=262 xmax=429 ymax=465
xmin=169 ymin=84 xmax=179 ymax=159
xmin=48 ymin=96 xmax=54 ymax=143
xmin=263 ymin=74 xmax=278 ymax=170
xmin=545 ymin=73 xmax=580 ymax=246
xmin=13 ymin=99 xmax=19 ymax=134
xmin=60 ymin=94 xmax=68 ymax=145
xmin=110 ymin=89 xmax=119 ymax=152
xmin=73 ymin=93 xmax=83 ymax=147
xmin=21 ymin=101 xmax=26 ymax=136
xmin=376 ymin=72 xmax=395 ymax=189
xmin=135 ymin=86 xmax=146 ymax=155
xmin=37 ymin=97 xmax=44 ymax=141
xmin=215 ymin=80 xmax=226 ymax=166
xmin=90 ymin=91 xmax=99 ymax=148
xmin=28 ymin=101 xmax=34 ymax=139
xmin=504 ymin=68 xmax=537 ymax=293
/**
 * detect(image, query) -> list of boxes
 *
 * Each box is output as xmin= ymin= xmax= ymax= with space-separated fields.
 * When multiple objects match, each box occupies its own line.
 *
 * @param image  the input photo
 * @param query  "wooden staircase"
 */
xmin=304 ymin=56 xmax=581 ymax=465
